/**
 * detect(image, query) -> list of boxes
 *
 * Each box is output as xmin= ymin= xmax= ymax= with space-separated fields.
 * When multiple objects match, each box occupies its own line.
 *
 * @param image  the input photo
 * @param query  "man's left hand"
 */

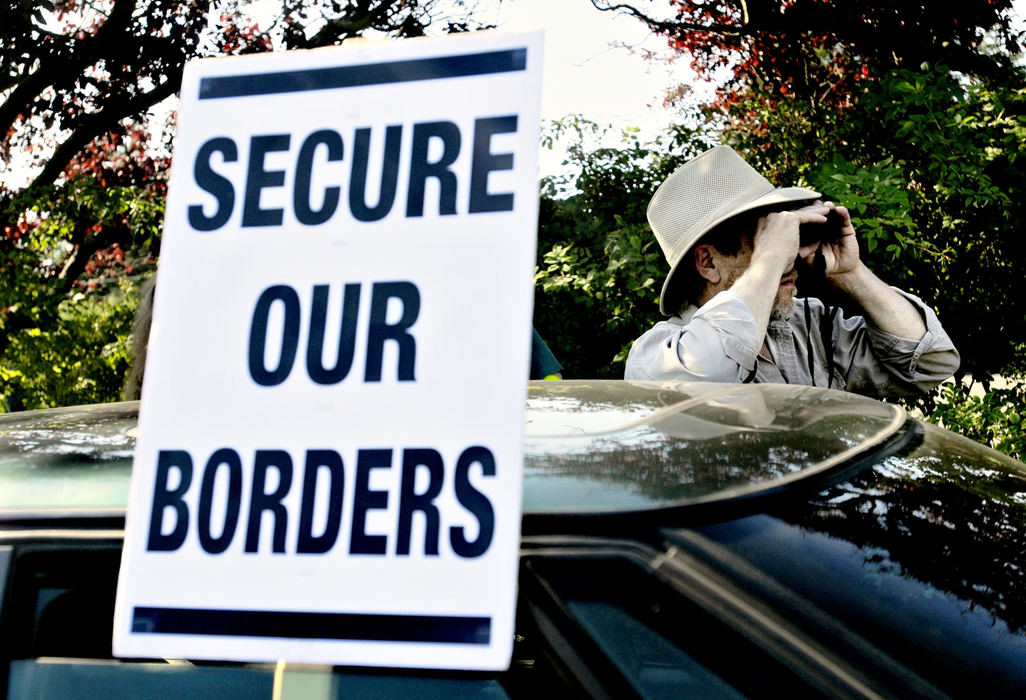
xmin=807 ymin=203 xmax=860 ymax=276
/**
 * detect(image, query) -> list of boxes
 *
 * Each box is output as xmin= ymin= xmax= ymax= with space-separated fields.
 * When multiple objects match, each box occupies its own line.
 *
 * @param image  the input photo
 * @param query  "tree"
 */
xmin=2 ymin=1 xmax=493 ymax=197
xmin=589 ymin=0 xmax=1025 ymax=178
xmin=590 ymin=0 xmax=1024 ymax=105
xmin=1 ymin=0 xmax=497 ymax=410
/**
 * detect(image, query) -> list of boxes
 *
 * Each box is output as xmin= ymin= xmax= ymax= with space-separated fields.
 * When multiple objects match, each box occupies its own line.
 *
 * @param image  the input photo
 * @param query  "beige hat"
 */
xmin=648 ymin=145 xmax=820 ymax=315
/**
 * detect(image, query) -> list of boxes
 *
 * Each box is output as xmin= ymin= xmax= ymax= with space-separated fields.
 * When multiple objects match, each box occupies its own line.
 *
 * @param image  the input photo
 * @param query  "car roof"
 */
xmin=0 ymin=380 xmax=908 ymax=520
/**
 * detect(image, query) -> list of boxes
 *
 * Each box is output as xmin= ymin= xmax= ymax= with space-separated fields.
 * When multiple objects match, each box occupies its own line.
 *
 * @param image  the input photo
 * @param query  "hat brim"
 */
xmin=657 ymin=185 xmax=820 ymax=315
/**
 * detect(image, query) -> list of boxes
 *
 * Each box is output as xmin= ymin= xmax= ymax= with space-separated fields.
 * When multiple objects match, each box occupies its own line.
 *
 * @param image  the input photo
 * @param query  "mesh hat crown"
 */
xmin=648 ymin=145 xmax=820 ymax=315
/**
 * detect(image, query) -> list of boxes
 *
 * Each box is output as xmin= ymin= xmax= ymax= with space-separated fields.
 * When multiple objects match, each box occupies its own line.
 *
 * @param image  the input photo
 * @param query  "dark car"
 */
xmin=2 ymin=380 xmax=1026 ymax=698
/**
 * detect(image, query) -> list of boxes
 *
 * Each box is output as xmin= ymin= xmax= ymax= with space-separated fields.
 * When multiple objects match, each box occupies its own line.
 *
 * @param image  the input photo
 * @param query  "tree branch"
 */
xmin=26 ymin=77 xmax=180 ymax=195
xmin=0 ymin=0 xmax=140 ymax=143
xmin=589 ymin=0 xmax=751 ymax=37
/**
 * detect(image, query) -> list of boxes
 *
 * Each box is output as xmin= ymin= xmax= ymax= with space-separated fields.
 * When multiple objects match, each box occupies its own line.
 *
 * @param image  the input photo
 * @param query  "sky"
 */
xmin=487 ymin=0 xmax=690 ymax=127
xmin=478 ymin=0 xmax=698 ymax=176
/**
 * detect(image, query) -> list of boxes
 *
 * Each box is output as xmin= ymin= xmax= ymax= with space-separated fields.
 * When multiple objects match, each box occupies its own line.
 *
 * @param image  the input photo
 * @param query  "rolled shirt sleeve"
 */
xmin=625 ymin=291 xmax=761 ymax=382
xmin=836 ymin=288 xmax=960 ymax=397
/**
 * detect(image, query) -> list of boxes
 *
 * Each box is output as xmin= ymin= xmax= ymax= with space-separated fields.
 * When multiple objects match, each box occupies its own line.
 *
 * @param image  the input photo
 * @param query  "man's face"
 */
xmin=718 ymin=233 xmax=798 ymax=322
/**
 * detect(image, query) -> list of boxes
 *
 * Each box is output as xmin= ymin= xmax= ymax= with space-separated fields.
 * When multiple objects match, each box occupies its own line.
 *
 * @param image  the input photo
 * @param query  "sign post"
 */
xmin=113 ymin=31 xmax=542 ymax=670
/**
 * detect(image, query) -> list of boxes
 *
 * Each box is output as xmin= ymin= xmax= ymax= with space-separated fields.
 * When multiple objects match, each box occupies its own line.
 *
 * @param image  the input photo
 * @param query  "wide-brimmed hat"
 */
xmin=648 ymin=145 xmax=820 ymax=315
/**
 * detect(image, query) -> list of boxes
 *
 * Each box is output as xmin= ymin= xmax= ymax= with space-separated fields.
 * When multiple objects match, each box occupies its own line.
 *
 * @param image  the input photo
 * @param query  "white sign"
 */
xmin=113 ymin=31 xmax=542 ymax=671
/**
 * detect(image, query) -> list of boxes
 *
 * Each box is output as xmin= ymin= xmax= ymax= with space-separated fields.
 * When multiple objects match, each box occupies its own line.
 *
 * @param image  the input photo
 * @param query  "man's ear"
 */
xmin=694 ymin=244 xmax=721 ymax=284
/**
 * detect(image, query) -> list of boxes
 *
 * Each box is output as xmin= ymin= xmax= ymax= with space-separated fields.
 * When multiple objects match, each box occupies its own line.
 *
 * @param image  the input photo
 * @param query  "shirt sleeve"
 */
xmin=625 ymin=291 xmax=762 ymax=382
xmin=830 ymin=288 xmax=960 ymax=397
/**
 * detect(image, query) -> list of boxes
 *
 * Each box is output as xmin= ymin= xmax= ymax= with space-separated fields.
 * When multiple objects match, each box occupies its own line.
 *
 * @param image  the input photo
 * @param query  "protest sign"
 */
xmin=113 ymin=30 xmax=542 ymax=670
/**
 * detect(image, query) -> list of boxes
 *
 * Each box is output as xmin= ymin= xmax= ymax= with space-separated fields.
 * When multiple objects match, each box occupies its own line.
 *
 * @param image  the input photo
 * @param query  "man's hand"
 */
xmin=726 ymin=203 xmax=837 ymax=349
xmin=801 ymin=203 xmax=860 ymax=276
xmin=741 ymin=200 xmax=926 ymax=344
xmin=752 ymin=203 xmax=834 ymax=276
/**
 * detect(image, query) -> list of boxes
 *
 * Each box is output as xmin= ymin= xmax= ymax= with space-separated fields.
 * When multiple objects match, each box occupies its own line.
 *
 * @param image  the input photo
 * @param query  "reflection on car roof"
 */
xmin=0 ymin=381 xmax=907 ymax=519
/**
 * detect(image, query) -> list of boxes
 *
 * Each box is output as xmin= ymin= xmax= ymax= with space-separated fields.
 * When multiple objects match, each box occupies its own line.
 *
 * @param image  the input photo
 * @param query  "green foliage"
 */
xmin=535 ymin=223 xmax=663 ymax=375
xmin=819 ymin=65 xmax=1026 ymax=379
xmin=534 ymin=119 xmax=692 ymax=377
xmin=1 ymin=0 xmax=497 ymax=198
xmin=0 ymin=277 xmax=142 ymax=412
xmin=930 ymin=377 xmax=1026 ymax=461
xmin=1 ymin=174 xmax=159 ymax=411
xmin=26 ymin=175 xmax=166 ymax=250
xmin=812 ymin=155 xmax=920 ymax=260
xmin=705 ymin=89 xmax=848 ymax=186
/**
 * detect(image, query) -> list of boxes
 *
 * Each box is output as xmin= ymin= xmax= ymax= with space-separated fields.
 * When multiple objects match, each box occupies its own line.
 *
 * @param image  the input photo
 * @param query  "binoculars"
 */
xmin=799 ymin=209 xmax=845 ymax=247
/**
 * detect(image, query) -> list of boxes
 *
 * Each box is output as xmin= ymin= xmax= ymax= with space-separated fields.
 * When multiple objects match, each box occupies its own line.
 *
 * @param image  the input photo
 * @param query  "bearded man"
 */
xmin=624 ymin=146 xmax=959 ymax=398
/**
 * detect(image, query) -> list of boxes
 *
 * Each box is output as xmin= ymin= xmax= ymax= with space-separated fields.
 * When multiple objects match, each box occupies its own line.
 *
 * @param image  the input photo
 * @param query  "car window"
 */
xmin=567 ymin=600 xmax=744 ymax=700
xmin=6 ymin=660 xmax=274 ymax=700
xmin=0 ymin=540 xmax=576 ymax=699
xmin=519 ymin=551 xmax=831 ymax=699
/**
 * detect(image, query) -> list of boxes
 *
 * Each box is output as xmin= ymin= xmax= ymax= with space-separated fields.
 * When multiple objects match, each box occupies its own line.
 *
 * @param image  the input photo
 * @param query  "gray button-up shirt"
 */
xmin=624 ymin=289 xmax=960 ymax=399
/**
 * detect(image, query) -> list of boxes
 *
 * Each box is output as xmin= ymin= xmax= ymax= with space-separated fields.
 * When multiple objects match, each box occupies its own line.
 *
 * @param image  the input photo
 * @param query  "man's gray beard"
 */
xmin=770 ymin=298 xmax=793 ymax=322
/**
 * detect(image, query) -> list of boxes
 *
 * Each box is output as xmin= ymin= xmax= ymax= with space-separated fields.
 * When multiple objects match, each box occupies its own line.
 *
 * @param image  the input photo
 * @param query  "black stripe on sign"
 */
xmin=132 ymin=606 xmax=491 ymax=645
xmin=198 ymin=48 xmax=527 ymax=100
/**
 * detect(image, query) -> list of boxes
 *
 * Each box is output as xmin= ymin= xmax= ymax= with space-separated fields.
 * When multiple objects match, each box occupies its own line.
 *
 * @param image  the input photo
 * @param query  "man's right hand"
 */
xmin=752 ymin=203 xmax=832 ymax=275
